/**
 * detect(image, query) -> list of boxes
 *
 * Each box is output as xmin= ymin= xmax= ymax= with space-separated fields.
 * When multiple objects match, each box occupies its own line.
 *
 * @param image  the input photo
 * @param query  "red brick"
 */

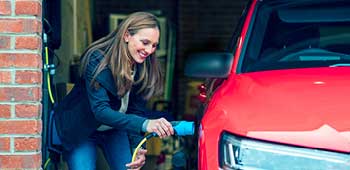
xmin=23 ymin=19 xmax=41 ymax=33
xmin=0 ymin=54 xmax=11 ymax=67
xmin=0 ymin=120 xmax=41 ymax=134
xmin=15 ymin=36 xmax=41 ymax=50
xmin=0 ymin=154 xmax=41 ymax=168
xmin=0 ymin=53 xmax=41 ymax=68
xmin=0 ymin=137 xmax=10 ymax=151
xmin=15 ymin=1 xmax=41 ymax=16
xmin=0 ymin=71 xmax=11 ymax=84
xmin=15 ymin=104 xmax=40 ymax=118
xmin=15 ymin=137 xmax=41 ymax=151
xmin=0 ymin=19 xmax=41 ymax=33
xmin=15 ymin=70 xmax=41 ymax=84
xmin=0 ymin=105 xmax=11 ymax=118
xmin=0 ymin=19 xmax=22 ymax=33
xmin=0 ymin=87 xmax=41 ymax=101
xmin=0 ymin=1 xmax=11 ymax=15
xmin=0 ymin=36 xmax=11 ymax=49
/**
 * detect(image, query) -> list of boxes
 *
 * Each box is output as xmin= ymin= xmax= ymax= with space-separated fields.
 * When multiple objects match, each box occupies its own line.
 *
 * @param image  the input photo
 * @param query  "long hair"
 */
xmin=80 ymin=12 xmax=163 ymax=99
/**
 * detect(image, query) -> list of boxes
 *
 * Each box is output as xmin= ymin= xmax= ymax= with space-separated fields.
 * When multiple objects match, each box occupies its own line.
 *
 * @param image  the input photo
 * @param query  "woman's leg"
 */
xmin=64 ymin=139 xmax=97 ymax=170
xmin=99 ymin=130 xmax=131 ymax=170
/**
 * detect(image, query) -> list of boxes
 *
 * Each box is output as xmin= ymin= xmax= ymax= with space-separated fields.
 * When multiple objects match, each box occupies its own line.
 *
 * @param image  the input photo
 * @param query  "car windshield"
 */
xmin=241 ymin=0 xmax=350 ymax=73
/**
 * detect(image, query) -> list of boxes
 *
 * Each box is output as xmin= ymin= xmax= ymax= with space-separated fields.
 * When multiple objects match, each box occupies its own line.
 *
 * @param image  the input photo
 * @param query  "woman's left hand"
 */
xmin=126 ymin=148 xmax=147 ymax=170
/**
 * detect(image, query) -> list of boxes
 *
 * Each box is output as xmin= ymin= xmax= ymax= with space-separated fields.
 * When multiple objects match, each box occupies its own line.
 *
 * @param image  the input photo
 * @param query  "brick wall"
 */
xmin=0 ymin=0 xmax=42 ymax=169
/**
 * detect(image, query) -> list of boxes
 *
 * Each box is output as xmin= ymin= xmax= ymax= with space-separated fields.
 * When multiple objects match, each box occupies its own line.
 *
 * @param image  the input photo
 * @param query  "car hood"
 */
xmin=208 ymin=67 xmax=350 ymax=152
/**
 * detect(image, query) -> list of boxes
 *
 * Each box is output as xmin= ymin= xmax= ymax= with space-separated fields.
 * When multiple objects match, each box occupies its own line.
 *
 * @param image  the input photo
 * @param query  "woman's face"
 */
xmin=124 ymin=27 xmax=159 ymax=64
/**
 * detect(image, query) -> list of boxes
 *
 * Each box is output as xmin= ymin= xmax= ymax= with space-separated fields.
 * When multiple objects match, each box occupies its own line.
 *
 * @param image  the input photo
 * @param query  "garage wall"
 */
xmin=54 ymin=0 xmax=93 ymax=84
xmin=176 ymin=0 xmax=248 ymax=116
xmin=93 ymin=0 xmax=177 ymax=40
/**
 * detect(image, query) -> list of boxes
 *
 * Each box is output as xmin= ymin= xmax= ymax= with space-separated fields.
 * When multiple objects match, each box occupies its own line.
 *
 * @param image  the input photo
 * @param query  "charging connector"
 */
xmin=131 ymin=121 xmax=195 ymax=162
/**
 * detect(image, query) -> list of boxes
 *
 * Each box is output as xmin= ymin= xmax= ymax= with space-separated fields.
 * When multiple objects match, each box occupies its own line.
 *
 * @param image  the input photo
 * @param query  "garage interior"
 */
xmin=42 ymin=0 xmax=248 ymax=169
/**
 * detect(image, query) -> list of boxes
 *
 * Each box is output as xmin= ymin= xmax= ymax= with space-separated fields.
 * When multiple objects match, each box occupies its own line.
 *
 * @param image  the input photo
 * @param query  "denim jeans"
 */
xmin=63 ymin=129 xmax=131 ymax=170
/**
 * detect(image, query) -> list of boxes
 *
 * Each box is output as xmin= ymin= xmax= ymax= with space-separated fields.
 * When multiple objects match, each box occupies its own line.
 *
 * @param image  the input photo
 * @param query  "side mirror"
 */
xmin=184 ymin=52 xmax=234 ymax=78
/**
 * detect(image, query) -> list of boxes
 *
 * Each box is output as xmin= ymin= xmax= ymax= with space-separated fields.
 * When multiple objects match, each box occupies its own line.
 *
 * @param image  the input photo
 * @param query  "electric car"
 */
xmin=185 ymin=0 xmax=350 ymax=169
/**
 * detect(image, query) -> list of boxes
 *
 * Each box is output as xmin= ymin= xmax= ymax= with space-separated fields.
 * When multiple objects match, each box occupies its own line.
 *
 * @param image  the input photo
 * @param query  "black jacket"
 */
xmin=54 ymin=50 xmax=148 ymax=151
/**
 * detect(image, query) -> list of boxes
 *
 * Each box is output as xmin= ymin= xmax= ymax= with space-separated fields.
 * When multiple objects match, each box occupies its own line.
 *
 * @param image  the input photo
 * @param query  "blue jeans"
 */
xmin=63 ymin=129 xmax=131 ymax=170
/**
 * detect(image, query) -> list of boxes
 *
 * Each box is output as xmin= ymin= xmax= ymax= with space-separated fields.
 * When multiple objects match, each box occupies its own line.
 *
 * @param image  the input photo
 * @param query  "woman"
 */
xmin=53 ymin=12 xmax=174 ymax=170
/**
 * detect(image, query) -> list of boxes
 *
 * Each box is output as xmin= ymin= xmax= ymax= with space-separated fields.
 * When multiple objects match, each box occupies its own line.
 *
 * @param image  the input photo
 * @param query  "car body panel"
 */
xmin=200 ymin=67 xmax=350 ymax=169
xmin=196 ymin=0 xmax=350 ymax=169
xmin=231 ymin=0 xmax=257 ymax=74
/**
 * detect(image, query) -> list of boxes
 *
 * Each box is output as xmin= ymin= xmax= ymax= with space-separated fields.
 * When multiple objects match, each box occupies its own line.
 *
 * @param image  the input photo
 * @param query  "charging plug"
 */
xmin=171 ymin=121 xmax=195 ymax=136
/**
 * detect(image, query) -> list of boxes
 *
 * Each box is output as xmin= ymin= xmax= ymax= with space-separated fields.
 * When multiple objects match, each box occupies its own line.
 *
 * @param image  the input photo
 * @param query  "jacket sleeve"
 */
xmin=84 ymin=51 xmax=147 ymax=134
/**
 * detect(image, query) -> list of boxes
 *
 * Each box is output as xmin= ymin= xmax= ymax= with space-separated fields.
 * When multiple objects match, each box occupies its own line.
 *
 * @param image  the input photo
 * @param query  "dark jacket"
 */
xmin=54 ymin=50 xmax=148 ymax=151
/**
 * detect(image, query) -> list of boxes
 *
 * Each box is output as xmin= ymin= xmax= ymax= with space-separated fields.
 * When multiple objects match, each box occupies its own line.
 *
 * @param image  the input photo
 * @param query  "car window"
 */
xmin=241 ymin=1 xmax=350 ymax=73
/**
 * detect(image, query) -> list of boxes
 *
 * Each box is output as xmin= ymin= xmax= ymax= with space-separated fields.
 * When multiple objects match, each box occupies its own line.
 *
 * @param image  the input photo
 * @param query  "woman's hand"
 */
xmin=126 ymin=148 xmax=147 ymax=170
xmin=147 ymin=118 xmax=174 ymax=138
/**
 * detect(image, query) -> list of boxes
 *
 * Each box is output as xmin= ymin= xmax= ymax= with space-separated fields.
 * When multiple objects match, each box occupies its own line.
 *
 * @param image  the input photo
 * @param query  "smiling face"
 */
xmin=124 ymin=27 xmax=160 ymax=64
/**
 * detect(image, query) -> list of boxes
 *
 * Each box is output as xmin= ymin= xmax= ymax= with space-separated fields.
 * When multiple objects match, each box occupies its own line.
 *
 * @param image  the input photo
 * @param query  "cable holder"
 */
xmin=43 ymin=64 xmax=56 ymax=75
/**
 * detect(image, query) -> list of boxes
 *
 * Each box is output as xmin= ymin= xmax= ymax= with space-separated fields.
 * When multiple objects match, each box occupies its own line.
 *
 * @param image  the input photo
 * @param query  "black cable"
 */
xmin=48 ymin=48 xmax=61 ymax=68
xmin=43 ymin=18 xmax=53 ymax=34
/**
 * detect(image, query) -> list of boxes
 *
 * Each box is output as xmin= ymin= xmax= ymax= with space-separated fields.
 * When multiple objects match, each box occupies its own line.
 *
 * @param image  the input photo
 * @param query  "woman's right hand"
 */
xmin=146 ymin=118 xmax=174 ymax=138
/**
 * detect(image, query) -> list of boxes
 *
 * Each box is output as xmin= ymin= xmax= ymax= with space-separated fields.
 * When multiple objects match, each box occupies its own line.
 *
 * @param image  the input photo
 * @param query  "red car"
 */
xmin=185 ymin=0 xmax=350 ymax=169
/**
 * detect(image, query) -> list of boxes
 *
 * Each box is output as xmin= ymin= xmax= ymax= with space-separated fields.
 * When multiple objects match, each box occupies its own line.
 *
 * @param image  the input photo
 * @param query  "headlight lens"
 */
xmin=219 ymin=132 xmax=350 ymax=170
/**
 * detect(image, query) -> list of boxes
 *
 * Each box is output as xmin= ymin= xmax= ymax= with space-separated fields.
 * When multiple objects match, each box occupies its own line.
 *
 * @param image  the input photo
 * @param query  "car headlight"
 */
xmin=219 ymin=132 xmax=350 ymax=170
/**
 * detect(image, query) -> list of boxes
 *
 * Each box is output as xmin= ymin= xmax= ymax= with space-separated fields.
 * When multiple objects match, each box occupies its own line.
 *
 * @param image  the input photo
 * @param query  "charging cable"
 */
xmin=43 ymin=33 xmax=56 ymax=170
xmin=131 ymin=121 xmax=195 ymax=162
xmin=43 ymin=33 xmax=55 ymax=104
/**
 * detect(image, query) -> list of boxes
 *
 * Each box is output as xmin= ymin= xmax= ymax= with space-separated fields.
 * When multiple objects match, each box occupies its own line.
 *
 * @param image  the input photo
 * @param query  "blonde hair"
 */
xmin=80 ymin=12 xmax=163 ymax=99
